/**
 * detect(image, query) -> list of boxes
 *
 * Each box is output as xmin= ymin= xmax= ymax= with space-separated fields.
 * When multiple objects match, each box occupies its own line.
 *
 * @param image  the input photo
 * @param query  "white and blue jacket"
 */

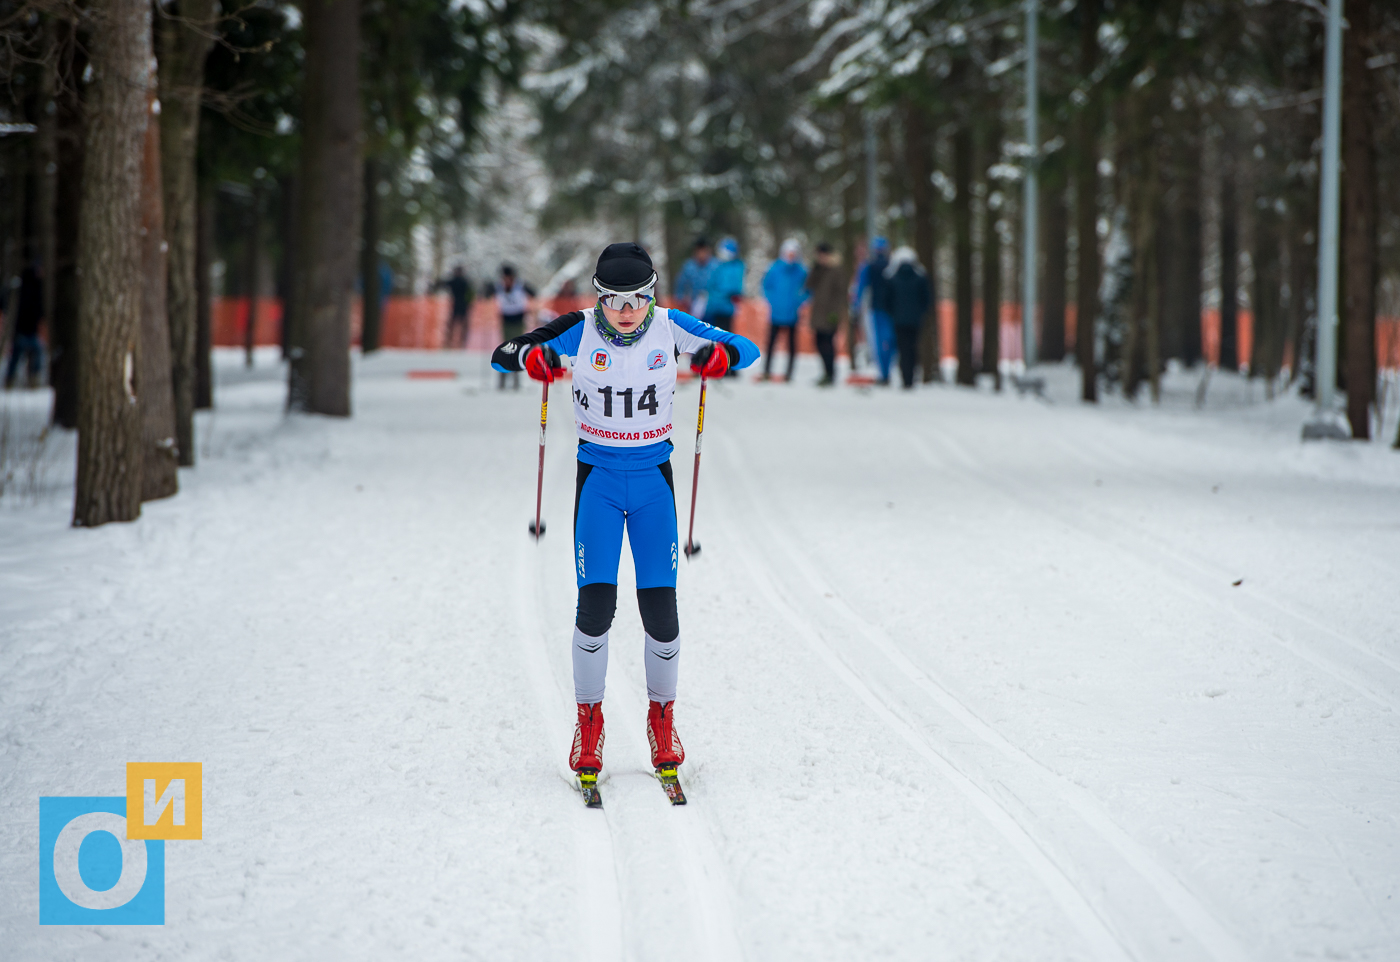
xmin=493 ymin=307 xmax=759 ymax=467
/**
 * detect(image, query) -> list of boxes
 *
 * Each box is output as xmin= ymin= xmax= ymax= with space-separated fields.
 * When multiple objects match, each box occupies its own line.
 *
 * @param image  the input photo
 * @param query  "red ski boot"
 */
xmin=570 ymin=702 xmax=605 ymax=773
xmin=646 ymin=700 xmax=686 ymax=769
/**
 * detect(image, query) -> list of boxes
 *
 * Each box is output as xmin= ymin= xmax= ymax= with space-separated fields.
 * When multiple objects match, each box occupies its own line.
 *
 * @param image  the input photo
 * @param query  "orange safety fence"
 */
xmin=208 ymin=295 xmax=1400 ymax=372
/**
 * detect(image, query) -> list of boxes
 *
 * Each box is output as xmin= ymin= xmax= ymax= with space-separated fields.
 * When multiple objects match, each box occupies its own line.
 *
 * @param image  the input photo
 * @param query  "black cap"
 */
xmin=693 ymin=236 xmax=711 ymax=250
xmin=595 ymin=242 xmax=655 ymax=290
xmin=501 ymin=263 xmax=516 ymax=277
xmin=816 ymin=241 xmax=833 ymax=254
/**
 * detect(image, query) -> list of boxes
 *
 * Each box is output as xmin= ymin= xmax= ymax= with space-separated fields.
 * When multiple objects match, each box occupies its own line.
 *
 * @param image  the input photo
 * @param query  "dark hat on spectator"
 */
xmin=594 ymin=242 xmax=656 ymax=291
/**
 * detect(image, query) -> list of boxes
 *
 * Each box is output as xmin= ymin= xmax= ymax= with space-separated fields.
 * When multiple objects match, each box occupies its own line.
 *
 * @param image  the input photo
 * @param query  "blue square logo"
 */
xmin=39 ymin=797 xmax=165 ymax=925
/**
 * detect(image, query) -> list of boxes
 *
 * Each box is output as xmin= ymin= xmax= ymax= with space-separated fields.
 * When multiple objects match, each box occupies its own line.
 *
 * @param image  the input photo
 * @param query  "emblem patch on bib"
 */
xmin=591 ymin=349 xmax=611 ymax=372
xmin=648 ymin=350 xmax=668 ymax=370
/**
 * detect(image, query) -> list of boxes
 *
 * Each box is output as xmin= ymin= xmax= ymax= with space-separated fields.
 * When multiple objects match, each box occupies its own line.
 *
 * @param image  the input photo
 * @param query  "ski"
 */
xmin=655 ymin=766 xmax=687 ymax=805
xmin=577 ymin=770 xmax=602 ymax=809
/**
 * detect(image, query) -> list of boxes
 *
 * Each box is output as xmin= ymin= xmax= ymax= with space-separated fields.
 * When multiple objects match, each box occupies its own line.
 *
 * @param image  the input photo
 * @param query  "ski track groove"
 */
xmin=1042 ymin=423 xmax=1400 ymax=673
xmin=529 ymin=434 xmax=747 ymax=962
xmin=714 ymin=431 xmax=1256 ymax=962
xmin=514 ymin=537 xmax=626 ymax=962
xmin=913 ymin=426 xmax=1400 ymax=715
xmin=709 ymin=434 xmax=1136 ymax=962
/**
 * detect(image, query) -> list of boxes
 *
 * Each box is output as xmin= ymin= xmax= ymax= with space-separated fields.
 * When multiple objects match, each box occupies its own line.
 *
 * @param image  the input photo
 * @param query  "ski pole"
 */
xmin=683 ymin=374 xmax=707 ymax=558
xmin=529 ymin=376 xmax=548 ymax=539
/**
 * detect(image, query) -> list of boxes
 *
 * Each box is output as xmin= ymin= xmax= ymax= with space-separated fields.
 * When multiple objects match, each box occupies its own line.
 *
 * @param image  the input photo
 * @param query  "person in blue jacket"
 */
xmin=703 ymin=237 xmax=745 ymax=335
xmin=672 ymin=237 xmax=713 ymax=317
xmin=761 ymin=238 xmax=809 ymax=382
xmin=491 ymin=242 xmax=759 ymax=781
xmin=852 ymin=236 xmax=894 ymax=385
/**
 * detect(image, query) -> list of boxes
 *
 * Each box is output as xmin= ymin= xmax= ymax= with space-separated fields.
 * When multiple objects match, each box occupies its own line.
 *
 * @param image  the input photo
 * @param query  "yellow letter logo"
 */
xmin=125 ymin=763 xmax=202 ymax=840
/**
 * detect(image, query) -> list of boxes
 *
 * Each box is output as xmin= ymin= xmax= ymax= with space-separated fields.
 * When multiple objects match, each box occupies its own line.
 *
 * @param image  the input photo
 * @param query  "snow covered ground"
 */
xmin=3 ymin=348 xmax=1399 ymax=961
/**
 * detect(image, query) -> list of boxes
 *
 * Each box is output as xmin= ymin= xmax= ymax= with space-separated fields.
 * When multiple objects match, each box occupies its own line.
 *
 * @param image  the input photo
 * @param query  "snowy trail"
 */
xmin=707 ymin=468 xmax=1132 ymax=962
xmin=526 ymin=478 xmax=747 ymax=962
xmin=712 ymin=429 xmax=1250 ymax=962
xmin=911 ymin=425 xmax=1400 ymax=713
xmin=4 ymin=351 xmax=1399 ymax=961
xmin=512 ymin=539 xmax=625 ymax=962
xmin=704 ymin=369 xmax=1400 ymax=960
xmin=1039 ymin=427 xmax=1400 ymax=673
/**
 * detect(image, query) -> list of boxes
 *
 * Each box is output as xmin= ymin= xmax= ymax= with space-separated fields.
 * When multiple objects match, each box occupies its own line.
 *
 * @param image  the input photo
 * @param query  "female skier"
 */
xmin=491 ymin=242 xmax=759 ymax=786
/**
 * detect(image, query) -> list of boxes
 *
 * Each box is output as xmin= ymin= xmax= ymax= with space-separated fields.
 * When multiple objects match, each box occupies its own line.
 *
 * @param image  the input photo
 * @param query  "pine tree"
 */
xmin=288 ymin=0 xmax=361 ymax=417
xmin=74 ymin=0 xmax=152 ymax=526
xmin=158 ymin=0 xmax=217 ymax=465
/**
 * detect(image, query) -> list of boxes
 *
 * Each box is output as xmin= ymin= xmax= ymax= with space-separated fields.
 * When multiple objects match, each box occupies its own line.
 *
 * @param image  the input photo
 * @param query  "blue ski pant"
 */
xmin=872 ymin=310 xmax=895 ymax=381
xmin=574 ymin=461 xmax=678 ymax=589
xmin=571 ymin=460 xmax=681 ymax=704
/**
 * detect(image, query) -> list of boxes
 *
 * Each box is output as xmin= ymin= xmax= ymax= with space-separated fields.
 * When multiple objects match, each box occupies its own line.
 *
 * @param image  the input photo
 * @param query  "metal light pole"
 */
xmin=1021 ymin=0 xmax=1039 ymax=369
xmin=1305 ymin=0 xmax=1347 ymax=439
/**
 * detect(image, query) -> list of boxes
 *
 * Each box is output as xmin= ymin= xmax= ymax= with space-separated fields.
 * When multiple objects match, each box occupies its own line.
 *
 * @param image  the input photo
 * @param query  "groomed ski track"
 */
xmin=3 ymin=348 xmax=1398 ymax=961
xmin=515 ymin=513 xmax=745 ymax=962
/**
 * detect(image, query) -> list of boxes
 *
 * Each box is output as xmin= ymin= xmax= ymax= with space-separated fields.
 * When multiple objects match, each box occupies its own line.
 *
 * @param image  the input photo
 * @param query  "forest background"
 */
xmin=1 ymin=0 xmax=1398 ymax=527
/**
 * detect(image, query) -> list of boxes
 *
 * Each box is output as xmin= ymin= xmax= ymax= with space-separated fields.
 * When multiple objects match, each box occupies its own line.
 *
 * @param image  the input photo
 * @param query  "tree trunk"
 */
xmin=1143 ymin=150 xmax=1161 ymax=403
xmin=1284 ymin=203 xmax=1310 ymax=383
xmin=139 ymin=93 xmax=178 ymax=501
xmin=1 ymin=148 xmax=20 ymax=356
xmin=73 ymin=0 xmax=151 ymax=527
xmin=361 ymin=155 xmax=382 ymax=353
xmin=158 ymin=0 xmax=216 ymax=466
xmin=1178 ymin=123 xmax=1204 ymax=367
xmin=1156 ymin=167 xmax=1181 ymax=366
xmin=194 ymin=183 xmax=213 ymax=408
xmin=36 ymin=18 xmax=58 ymax=338
xmin=904 ymin=99 xmax=939 ymax=382
xmin=954 ymin=123 xmax=975 ymax=386
xmin=277 ymin=174 xmax=298 ymax=359
xmin=981 ymin=109 xmax=1003 ymax=391
xmin=5 ymin=128 xmax=30 ymax=338
xmin=1123 ymin=156 xmax=1152 ymax=400
xmin=243 ymin=182 xmax=262 ymax=368
xmin=1342 ymin=0 xmax=1375 ymax=439
xmin=1041 ymin=165 xmax=1068 ymax=362
xmin=1218 ymin=134 xmax=1238 ymax=372
xmin=1251 ymin=197 xmax=1282 ymax=390
xmin=289 ymin=0 xmax=361 ymax=416
xmin=1074 ymin=0 xmax=1100 ymax=402
xmin=48 ymin=18 xmax=85 ymax=429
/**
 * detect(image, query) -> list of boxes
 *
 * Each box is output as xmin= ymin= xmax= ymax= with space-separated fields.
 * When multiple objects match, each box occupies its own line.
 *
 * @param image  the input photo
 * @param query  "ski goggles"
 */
xmin=592 ymin=273 xmax=658 ymax=311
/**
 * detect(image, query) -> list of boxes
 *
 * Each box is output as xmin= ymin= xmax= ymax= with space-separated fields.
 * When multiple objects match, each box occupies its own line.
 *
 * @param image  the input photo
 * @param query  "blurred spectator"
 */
xmin=4 ymin=261 xmax=44 ymax=390
xmin=703 ymin=237 xmax=745 ymax=336
xmin=486 ymin=264 xmax=535 ymax=390
xmin=805 ymin=242 xmax=846 ymax=386
xmin=761 ymin=238 xmax=808 ymax=382
xmin=885 ymin=246 xmax=930 ymax=389
xmin=434 ymin=264 xmax=474 ymax=350
xmin=853 ymin=236 xmax=894 ymax=385
xmin=673 ymin=237 xmax=713 ymax=317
